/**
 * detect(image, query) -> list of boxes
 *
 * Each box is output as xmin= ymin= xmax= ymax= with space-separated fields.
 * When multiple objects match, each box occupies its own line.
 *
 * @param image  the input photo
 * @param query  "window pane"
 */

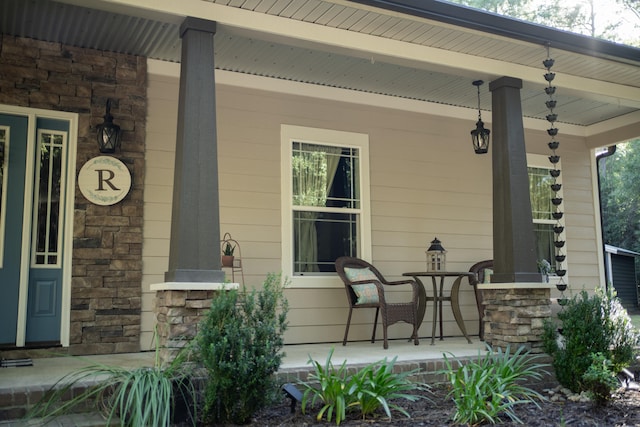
xmin=34 ymin=132 xmax=64 ymax=266
xmin=293 ymin=211 xmax=358 ymax=274
xmin=529 ymin=166 xmax=553 ymax=220
xmin=0 ymin=128 xmax=5 ymax=265
xmin=47 ymin=145 xmax=62 ymax=253
xmin=292 ymin=142 xmax=360 ymax=209
xmin=534 ymin=222 xmax=555 ymax=272
xmin=0 ymin=128 xmax=5 ymax=226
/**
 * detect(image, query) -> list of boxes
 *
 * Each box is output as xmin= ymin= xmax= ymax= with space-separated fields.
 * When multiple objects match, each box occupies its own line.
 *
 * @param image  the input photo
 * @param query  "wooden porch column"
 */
xmin=165 ymin=17 xmax=223 ymax=283
xmin=489 ymin=76 xmax=542 ymax=284
xmin=479 ymin=77 xmax=550 ymax=352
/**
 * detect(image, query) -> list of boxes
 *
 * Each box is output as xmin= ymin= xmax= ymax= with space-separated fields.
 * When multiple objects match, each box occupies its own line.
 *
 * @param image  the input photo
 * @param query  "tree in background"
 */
xmin=446 ymin=0 xmax=639 ymax=45
xmin=599 ymin=141 xmax=640 ymax=255
xmin=620 ymin=0 xmax=640 ymax=19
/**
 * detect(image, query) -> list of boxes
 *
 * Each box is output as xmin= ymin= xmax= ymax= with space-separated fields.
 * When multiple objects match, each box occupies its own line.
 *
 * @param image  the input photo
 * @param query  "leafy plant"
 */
xmin=301 ymin=348 xmax=428 ymax=425
xmin=542 ymin=288 xmax=639 ymax=392
xmin=196 ymin=272 xmax=289 ymax=424
xmin=222 ymin=242 xmax=235 ymax=256
xmin=537 ymin=259 xmax=552 ymax=275
xmin=301 ymin=348 xmax=355 ymax=425
xmin=581 ymin=352 xmax=620 ymax=405
xmin=348 ymin=356 xmax=429 ymax=420
xmin=442 ymin=344 xmax=547 ymax=425
xmin=26 ymin=334 xmax=196 ymax=426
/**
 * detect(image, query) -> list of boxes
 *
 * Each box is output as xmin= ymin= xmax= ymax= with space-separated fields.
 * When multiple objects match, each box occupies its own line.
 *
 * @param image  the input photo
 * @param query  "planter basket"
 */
xmin=220 ymin=232 xmax=244 ymax=284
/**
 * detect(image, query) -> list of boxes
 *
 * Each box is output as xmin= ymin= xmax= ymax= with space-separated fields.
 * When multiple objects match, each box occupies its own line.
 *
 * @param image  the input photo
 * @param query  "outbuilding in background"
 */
xmin=605 ymin=244 xmax=640 ymax=311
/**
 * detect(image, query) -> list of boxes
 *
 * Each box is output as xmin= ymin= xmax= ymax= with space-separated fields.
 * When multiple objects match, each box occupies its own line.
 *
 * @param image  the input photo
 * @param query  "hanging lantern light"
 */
xmin=96 ymin=99 xmax=122 ymax=153
xmin=471 ymin=80 xmax=490 ymax=154
xmin=426 ymin=237 xmax=447 ymax=272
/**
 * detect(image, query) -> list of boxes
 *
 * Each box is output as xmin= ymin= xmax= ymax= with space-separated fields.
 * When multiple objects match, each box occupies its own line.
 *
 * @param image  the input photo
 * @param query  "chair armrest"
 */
xmin=383 ymin=279 xmax=420 ymax=302
xmin=350 ymin=279 xmax=382 ymax=286
xmin=384 ymin=279 xmax=416 ymax=286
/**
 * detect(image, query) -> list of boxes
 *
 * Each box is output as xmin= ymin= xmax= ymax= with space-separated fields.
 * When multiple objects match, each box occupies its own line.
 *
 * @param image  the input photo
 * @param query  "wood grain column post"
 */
xmin=166 ymin=17 xmax=223 ymax=283
xmin=489 ymin=76 xmax=542 ymax=284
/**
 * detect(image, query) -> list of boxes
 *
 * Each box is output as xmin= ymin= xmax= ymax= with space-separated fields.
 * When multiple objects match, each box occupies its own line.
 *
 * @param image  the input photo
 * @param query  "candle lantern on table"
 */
xmin=426 ymin=237 xmax=447 ymax=272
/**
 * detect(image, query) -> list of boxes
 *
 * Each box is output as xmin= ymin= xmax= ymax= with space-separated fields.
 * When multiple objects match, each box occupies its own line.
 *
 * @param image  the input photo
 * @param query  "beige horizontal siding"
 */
xmin=142 ymin=69 xmax=602 ymax=346
xmin=141 ymin=72 xmax=178 ymax=350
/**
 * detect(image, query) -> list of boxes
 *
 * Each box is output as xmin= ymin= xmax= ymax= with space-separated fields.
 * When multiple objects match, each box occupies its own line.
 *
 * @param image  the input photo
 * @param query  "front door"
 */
xmin=0 ymin=110 xmax=74 ymax=347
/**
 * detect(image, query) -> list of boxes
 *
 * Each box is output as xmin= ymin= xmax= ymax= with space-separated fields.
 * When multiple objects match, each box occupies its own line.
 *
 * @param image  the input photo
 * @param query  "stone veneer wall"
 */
xmin=0 ymin=35 xmax=146 ymax=355
xmin=482 ymin=287 xmax=551 ymax=353
xmin=155 ymin=290 xmax=220 ymax=364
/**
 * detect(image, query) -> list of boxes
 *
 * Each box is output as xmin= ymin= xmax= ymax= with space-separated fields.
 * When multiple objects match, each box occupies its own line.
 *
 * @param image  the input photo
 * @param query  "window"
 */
xmin=528 ymin=154 xmax=562 ymax=273
xmin=281 ymin=125 xmax=371 ymax=287
xmin=31 ymin=129 xmax=67 ymax=267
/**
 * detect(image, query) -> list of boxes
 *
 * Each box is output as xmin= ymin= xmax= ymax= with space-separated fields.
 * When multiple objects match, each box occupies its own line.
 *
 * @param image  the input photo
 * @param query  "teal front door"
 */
xmin=0 ymin=113 xmax=29 ymax=345
xmin=0 ymin=112 xmax=72 ymax=347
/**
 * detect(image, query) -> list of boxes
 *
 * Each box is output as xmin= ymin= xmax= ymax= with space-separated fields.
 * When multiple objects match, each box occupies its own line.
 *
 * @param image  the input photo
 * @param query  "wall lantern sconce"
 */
xmin=471 ymin=80 xmax=490 ymax=154
xmin=426 ymin=237 xmax=447 ymax=272
xmin=96 ymin=99 xmax=121 ymax=153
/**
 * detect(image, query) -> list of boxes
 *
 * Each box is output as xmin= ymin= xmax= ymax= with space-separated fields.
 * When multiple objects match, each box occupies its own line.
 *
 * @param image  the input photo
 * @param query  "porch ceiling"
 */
xmin=2 ymin=0 xmax=640 ymax=134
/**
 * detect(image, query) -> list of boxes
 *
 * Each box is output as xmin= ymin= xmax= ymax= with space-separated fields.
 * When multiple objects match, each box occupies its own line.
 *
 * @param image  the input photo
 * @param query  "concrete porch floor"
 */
xmin=1 ymin=337 xmax=484 ymax=389
xmin=0 ymin=337 xmax=485 ymax=425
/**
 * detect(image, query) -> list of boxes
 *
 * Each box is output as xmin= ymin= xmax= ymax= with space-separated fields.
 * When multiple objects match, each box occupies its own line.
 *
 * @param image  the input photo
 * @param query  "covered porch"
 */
xmin=1 ymin=0 xmax=639 ymax=356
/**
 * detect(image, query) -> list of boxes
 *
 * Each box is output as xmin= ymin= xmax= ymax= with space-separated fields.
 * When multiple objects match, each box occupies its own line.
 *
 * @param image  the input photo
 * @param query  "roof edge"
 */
xmin=347 ymin=0 xmax=640 ymax=65
xmin=605 ymin=244 xmax=640 ymax=257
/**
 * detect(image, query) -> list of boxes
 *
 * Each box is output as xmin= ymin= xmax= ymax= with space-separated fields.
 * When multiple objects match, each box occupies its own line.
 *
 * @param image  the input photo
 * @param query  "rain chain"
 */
xmin=543 ymin=44 xmax=568 ymax=303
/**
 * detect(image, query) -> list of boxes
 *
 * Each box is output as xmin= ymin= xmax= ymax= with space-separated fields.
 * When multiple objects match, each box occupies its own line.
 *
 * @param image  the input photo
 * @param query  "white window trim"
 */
xmin=281 ymin=125 xmax=371 ymax=288
xmin=527 ymin=153 xmax=567 ymax=284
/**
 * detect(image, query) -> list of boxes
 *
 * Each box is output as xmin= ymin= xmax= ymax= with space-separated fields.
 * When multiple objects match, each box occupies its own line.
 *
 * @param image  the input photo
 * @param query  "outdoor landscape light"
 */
xmin=471 ymin=80 xmax=490 ymax=154
xmin=96 ymin=99 xmax=121 ymax=153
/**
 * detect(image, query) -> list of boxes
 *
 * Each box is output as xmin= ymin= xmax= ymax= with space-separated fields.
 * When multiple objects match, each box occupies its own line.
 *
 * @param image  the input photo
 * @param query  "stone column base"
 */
xmin=151 ymin=282 xmax=239 ymax=365
xmin=477 ymin=283 xmax=552 ymax=353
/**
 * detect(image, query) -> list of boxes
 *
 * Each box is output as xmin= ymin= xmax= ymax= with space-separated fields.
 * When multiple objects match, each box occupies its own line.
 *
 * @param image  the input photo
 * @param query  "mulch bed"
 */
xmin=243 ymin=381 xmax=640 ymax=426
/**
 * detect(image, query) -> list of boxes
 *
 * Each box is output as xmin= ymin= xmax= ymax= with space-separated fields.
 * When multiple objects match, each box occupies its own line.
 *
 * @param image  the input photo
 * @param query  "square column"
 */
xmin=489 ymin=77 xmax=542 ymax=284
xmin=166 ymin=17 xmax=223 ymax=283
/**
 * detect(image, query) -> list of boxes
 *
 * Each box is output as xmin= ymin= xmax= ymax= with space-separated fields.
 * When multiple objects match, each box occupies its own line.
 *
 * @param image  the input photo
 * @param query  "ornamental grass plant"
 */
xmin=301 ymin=348 xmax=429 ymax=425
xmin=442 ymin=344 xmax=548 ymax=425
xmin=25 ymin=334 xmax=196 ymax=427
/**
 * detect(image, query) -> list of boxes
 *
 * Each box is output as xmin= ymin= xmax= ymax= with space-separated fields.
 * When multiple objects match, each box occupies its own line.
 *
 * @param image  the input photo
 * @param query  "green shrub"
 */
xmin=542 ymin=288 xmax=638 ymax=392
xmin=196 ymin=273 xmax=289 ymax=424
xmin=301 ymin=348 xmax=428 ymax=425
xmin=442 ymin=344 xmax=547 ymax=425
xmin=582 ymin=352 xmax=619 ymax=405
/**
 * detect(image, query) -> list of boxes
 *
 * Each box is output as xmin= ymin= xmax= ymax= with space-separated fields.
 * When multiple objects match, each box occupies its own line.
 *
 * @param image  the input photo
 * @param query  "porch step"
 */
xmin=0 ymin=412 xmax=119 ymax=427
xmin=0 ymin=376 xmax=100 ymax=423
xmin=0 ymin=358 xmax=33 ymax=368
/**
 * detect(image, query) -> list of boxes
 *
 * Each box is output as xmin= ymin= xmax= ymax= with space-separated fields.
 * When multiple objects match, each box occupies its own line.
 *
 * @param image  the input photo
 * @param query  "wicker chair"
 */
xmin=335 ymin=256 xmax=420 ymax=349
xmin=468 ymin=259 xmax=493 ymax=341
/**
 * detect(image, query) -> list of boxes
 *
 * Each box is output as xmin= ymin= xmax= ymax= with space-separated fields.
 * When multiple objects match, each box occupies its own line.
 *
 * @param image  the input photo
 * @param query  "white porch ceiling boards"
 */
xmin=2 ymin=0 xmax=640 ymax=136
